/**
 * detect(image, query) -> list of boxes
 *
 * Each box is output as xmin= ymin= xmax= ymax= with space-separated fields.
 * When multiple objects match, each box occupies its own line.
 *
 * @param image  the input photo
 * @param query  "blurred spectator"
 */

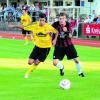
xmin=22 ymin=2 xmax=27 ymax=8
xmin=69 ymin=17 xmax=77 ymax=33
xmin=0 ymin=4 xmax=3 ymax=12
xmin=3 ymin=5 xmax=15 ymax=21
xmin=91 ymin=10 xmax=97 ymax=21
xmin=93 ymin=17 xmax=98 ymax=23
xmin=84 ymin=15 xmax=93 ymax=23
xmin=28 ymin=4 xmax=35 ymax=17
xmin=15 ymin=9 xmax=22 ymax=22
xmin=50 ymin=9 xmax=56 ymax=22
xmin=34 ymin=2 xmax=40 ymax=11
xmin=32 ymin=2 xmax=40 ymax=22
xmin=96 ymin=15 xmax=100 ymax=24
xmin=29 ymin=4 xmax=35 ymax=12
xmin=0 ymin=4 xmax=4 ymax=21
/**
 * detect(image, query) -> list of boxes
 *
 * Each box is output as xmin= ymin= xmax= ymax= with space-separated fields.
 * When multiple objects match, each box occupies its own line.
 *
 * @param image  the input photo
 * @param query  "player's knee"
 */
xmin=53 ymin=60 xmax=59 ymax=66
xmin=28 ymin=59 xmax=34 ymax=65
xmin=75 ymin=61 xmax=79 ymax=63
xmin=73 ymin=59 xmax=79 ymax=63
xmin=75 ymin=59 xmax=79 ymax=63
xmin=34 ymin=60 xmax=40 ymax=65
xmin=28 ymin=61 xmax=33 ymax=65
xmin=34 ymin=62 xmax=39 ymax=65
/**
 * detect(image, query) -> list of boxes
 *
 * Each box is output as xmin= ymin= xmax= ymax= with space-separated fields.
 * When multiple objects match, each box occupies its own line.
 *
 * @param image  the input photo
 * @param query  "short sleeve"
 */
xmin=24 ymin=25 xmax=33 ymax=31
xmin=48 ymin=25 xmax=58 ymax=34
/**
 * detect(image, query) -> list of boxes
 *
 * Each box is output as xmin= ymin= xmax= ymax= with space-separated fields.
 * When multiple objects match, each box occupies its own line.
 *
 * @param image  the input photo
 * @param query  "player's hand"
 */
xmin=63 ymin=27 xmax=68 ymax=32
xmin=52 ymin=39 xmax=56 ymax=46
xmin=69 ymin=33 xmax=73 ymax=38
xmin=8 ymin=25 xmax=15 ymax=28
xmin=46 ymin=31 xmax=52 ymax=34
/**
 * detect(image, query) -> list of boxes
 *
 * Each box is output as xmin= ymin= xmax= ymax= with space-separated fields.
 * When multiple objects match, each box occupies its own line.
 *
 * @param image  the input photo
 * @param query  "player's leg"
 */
xmin=22 ymin=29 xmax=28 ymax=45
xmin=24 ymin=46 xmax=50 ymax=78
xmin=53 ymin=59 xmax=64 ymax=76
xmin=24 ymin=46 xmax=39 ymax=78
xmin=65 ymin=45 xmax=84 ymax=77
xmin=73 ymin=58 xmax=84 ymax=77
xmin=27 ymin=31 xmax=33 ymax=41
xmin=29 ymin=47 xmax=50 ymax=74
xmin=25 ymin=47 xmax=50 ymax=78
xmin=53 ymin=47 xmax=65 ymax=76
xmin=24 ymin=59 xmax=38 ymax=78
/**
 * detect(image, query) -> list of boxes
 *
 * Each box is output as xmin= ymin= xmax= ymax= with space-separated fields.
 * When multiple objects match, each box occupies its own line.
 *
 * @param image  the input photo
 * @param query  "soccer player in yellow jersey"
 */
xmin=21 ymin=6 xmax=32 ymax=45
xmin=9 ymin=13 xmax=58 ymax=78
xmin=23 ymin=13 xmax=58 ymax=78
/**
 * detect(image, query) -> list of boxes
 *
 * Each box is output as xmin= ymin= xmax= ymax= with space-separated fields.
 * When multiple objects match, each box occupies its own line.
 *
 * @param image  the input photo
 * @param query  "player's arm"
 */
xmin=9 ymin=24 xmax=24 ymax=29
xmin=9 ymin=16 xmax=32 ymax=29
xmin=63 ymin=22 xmax=73 ymax=38
xmin=63 ymin=27 xmax=72 ymax=38
xmin=24 ymin=23 xmax=34 ymax=31
xmin=9 ymin=22 xmax=34 ymax=31
xmin=9 ymin=17 xmax=24 ymax=29
xmin=8 ymin=18 xmax=24 ymax=29
xmin=50 ymin=26 xmax=58 ymax=46
xmin=29 ymin=16 xmax=32 ymax=24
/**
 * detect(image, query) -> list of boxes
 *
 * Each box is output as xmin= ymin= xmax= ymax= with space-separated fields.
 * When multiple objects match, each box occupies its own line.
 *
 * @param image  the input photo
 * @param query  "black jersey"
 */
xmin=52 ymin=21 xmax=73 ymax=47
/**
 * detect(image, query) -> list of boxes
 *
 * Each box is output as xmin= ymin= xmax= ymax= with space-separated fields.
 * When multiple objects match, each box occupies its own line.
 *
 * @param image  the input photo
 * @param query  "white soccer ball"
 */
xmin=59 ymin=79 xmax=71 ymax=89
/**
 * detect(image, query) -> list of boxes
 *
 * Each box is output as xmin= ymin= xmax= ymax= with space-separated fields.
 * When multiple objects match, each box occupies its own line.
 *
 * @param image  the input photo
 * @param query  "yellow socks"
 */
xmin=24 ymin=65 xmax=37 ymax=78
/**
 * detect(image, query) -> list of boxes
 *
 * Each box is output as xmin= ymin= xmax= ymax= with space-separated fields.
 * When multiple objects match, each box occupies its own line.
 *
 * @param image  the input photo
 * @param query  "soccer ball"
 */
xmin=59 ymin=79 xmax=71 ymax=89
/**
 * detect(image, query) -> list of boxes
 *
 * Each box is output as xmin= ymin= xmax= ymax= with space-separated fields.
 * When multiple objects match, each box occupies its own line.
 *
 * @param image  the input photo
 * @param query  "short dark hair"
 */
xmin=22 ymin=6 xmax=28 ymax=11
xmin=59 ymin=13 xmax=67 ymax=17
xmin=39 ymin=13 xmax=46 ymax=19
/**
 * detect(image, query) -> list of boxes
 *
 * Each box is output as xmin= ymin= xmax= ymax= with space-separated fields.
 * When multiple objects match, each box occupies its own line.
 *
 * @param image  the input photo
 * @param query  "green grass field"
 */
xmin=0 ymin=38 xmax=100 ymax=100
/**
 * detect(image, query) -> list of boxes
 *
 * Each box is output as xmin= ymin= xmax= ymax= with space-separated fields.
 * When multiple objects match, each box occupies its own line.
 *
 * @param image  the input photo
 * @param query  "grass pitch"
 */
xmin=0 ymin=38 xmax=100 ymax=100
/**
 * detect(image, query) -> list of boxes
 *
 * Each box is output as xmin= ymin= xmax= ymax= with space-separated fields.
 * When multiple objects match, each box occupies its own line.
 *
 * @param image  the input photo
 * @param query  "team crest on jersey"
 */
xmin=60 ymin=32 xmax=67 ymax=38
xmin=36 ymin=32 xmax=47 ymax=37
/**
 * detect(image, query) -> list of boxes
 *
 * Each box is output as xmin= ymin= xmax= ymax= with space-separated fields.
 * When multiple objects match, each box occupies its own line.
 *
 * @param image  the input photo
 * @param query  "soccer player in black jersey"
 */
xmin=52 ymin=13 xmax=84 ymax=77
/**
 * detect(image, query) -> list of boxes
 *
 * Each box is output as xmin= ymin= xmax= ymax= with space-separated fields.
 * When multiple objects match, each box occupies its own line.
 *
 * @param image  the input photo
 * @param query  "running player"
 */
xmin=9 ymin=13 xmax=58 ymax=78
xmin=52 ymin=13 xmax=84 ymax=77
xmin=21 ymin=6 xmax=33 ymax=45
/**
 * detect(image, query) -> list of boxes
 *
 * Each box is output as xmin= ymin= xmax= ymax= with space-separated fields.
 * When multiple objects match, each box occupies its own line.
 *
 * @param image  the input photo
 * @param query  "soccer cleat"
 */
xmin=79 ymin=73 xmax=85 ymax=77
xmin=24 ymin=74 xmax=29 ymax=79
xmin=60 ymin=67 xmax=64 ymax=76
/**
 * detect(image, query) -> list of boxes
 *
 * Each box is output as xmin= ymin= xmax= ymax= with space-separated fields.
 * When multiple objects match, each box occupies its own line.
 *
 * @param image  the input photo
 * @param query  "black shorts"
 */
xmin=22 ymin=29 xmax=31 ymax=35
xmin=53 ymin=45 xmax=78 ymax=60
xmin=29 ymin=46 xmax=50 ymax=62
